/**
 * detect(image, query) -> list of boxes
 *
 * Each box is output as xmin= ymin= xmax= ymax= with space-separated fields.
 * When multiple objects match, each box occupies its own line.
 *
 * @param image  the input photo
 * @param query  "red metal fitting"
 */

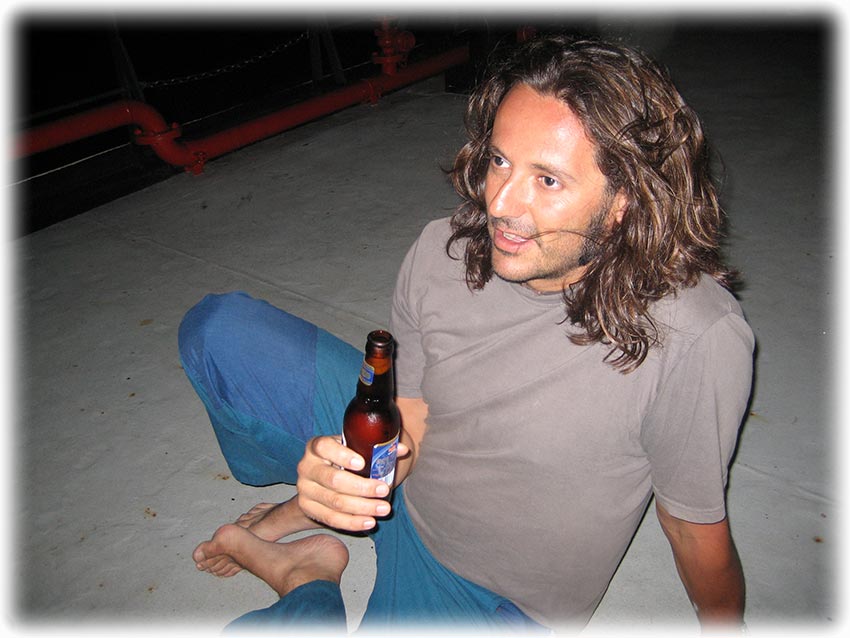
xmin=184 ymin=152 xmax=207 ymax=175
xmin=133 ymin=120 xmax=205 ymax=173
xmin=133 ymin=121 xmax=182 ymax=146
xmin=362 ymin=79 xmax=383 ymax=105
xmin=372 ymin=18 xmax=415 ymax=75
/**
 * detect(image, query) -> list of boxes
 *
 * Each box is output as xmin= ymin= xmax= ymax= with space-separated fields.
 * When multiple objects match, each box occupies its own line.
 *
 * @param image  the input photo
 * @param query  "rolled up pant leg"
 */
xmin=224 ymin=580 xmax=347 ymax=632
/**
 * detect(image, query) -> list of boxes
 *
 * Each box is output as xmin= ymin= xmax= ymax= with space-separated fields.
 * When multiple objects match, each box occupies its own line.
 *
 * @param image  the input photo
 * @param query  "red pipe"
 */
xmin=16 ymin=100 xmax=195 ymax=166
xmin=16 ymin=45 xmax=469 ymax=174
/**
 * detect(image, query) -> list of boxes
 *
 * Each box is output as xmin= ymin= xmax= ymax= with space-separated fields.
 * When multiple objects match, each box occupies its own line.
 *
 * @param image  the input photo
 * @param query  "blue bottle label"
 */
xmin=359 ymin=361 xmax=375 ymax=385
xmin=370 ymin=435 xmax=399 ymax=486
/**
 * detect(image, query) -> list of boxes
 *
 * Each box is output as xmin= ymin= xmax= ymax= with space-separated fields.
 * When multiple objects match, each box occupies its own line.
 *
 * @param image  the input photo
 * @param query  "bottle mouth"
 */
xmin=368 ymin=330 xmax=394 ymax=348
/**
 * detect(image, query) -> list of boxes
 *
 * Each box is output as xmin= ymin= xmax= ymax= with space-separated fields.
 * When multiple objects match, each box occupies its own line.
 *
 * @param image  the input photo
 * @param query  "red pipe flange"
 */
xmin=372 ymin=20 xmax=415 ymax=75
xmin=133 ymin=121 xmax=205 ymax=173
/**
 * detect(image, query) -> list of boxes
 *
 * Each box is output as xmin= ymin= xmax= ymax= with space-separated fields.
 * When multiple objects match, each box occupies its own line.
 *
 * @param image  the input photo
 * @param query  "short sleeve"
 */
xmin=389 ymin=232 xmax=427 ymax=399
xmin=641 ymin=312 xmax=755 ymax=523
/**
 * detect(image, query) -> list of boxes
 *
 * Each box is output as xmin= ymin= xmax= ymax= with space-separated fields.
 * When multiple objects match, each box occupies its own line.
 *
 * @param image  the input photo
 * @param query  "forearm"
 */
xmin=671 ymin=535 xmax=745 ymax=627
xmin=657 ymin=504 xmax=745 ymax=630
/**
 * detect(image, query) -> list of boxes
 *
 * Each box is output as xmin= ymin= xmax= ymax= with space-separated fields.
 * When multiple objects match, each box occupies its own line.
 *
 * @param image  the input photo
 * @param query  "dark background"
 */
xmin=9 ymin=13 xmax=831 ymax=238
xmin=12 ymin=14 xmax=517 ymax=237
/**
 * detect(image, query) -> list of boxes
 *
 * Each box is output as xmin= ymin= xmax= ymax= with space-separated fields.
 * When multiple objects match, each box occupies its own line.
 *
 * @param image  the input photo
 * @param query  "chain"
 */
xmin=140 ymin=30 xmax=310 ymax=89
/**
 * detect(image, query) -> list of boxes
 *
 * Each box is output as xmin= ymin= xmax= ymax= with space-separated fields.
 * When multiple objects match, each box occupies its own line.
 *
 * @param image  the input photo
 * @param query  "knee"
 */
xmin=178 ymin=291 xmax=255 ymax=378
xmin=178 ymin=291 xmax=318 ymax=386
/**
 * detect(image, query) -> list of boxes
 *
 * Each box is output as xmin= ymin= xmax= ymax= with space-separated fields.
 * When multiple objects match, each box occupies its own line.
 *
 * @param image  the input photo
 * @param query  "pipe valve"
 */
xmin=372 ymin=19 xmax=415 ymax=76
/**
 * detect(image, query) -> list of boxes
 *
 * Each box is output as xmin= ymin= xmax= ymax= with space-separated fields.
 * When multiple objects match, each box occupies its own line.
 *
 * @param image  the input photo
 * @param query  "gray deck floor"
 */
xmin=11 ymin=23 xmax=835 ymax=637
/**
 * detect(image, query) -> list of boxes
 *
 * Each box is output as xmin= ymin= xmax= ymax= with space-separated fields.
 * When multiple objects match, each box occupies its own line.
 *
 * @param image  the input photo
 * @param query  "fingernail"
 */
xmin=362 ymin=519 xmax=376 ymax=529
xmin=376 ymin=484 xmax=389 ymax=497
xmin=377 ymin=503 xmax=391 ymax=516
xmin=351 ymin=456 xmax=365 ymax=470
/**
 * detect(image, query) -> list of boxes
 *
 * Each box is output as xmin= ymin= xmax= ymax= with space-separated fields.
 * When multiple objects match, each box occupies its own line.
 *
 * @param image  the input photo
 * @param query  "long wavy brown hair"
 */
xmin=447 ymin=35 xmax=737 ymax=372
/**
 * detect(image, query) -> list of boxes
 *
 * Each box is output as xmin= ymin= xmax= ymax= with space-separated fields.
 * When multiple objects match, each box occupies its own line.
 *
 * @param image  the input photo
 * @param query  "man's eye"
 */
xmin=541 ymin=176 xmax=559 ymax=188
xmin=490 ymin=155 xmax=508 ymax=168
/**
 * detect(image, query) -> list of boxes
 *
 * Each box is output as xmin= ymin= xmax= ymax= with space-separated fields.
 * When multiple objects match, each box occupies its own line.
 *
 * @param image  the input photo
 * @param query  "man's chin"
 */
xmin=492 ymin=264 xmax=533 ymax=287
xmin=492 ymin=260 xmax=573 ymax=293
xmin=490 ymin=258 xmax=522 ymax=283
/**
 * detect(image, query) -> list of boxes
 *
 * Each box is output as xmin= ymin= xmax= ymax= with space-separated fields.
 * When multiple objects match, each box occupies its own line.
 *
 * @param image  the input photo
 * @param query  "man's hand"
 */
xmin=295 ymin=397 xmax=426 ymax=533
xmin=295 ymin=435 xmax=410 ymax=532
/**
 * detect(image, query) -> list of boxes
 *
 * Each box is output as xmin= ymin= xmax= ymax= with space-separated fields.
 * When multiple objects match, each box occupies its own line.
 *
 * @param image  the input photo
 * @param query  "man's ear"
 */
xmin=610 ymin=191 xmax=628 ymax=226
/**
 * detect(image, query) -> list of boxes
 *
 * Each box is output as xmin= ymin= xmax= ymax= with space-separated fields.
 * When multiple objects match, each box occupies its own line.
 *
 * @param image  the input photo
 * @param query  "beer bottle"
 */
xmin=342 ymin=330 xmax=401 ymax=487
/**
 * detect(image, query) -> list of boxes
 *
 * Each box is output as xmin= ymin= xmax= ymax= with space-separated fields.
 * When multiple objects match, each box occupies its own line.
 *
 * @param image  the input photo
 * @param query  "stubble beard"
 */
xmin=489 ymin=206 xmax=610 ymax=289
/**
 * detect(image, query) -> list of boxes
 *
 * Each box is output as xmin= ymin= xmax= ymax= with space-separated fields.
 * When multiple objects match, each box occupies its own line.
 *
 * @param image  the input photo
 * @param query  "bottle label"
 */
xmin=359 ymin=361 xmax=375 ymax=386
xmin=370 ymin=435 xmax=399 ymax=486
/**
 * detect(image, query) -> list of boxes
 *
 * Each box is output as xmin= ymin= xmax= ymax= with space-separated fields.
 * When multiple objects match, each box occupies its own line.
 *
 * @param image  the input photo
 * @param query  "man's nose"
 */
xmin=488 ymin=174 xmax=528 ymax=218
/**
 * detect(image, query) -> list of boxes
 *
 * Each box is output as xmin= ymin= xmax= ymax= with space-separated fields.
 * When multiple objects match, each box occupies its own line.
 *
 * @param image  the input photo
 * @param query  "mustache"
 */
xmin=490 ymin=218 xmax=605 ymax=243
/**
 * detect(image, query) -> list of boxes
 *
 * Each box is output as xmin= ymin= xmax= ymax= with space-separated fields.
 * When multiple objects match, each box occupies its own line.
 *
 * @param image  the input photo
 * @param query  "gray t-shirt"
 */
xmin=389 ymin=218 xmax=754 ymax=628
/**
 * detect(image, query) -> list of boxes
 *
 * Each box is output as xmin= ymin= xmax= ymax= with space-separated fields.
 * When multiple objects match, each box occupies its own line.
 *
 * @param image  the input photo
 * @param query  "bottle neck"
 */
xmin=356 ymin=353 xmax=394 ymax=401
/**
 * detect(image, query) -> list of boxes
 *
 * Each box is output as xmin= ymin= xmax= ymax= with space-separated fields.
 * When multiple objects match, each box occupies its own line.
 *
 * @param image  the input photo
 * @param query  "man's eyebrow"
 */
xmin=485 ymin=143 xmax=504 ymax=157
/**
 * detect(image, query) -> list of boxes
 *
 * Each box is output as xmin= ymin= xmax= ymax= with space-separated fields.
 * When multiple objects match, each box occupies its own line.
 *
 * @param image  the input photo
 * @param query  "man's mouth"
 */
xmin=493 ymin=226 xmax=535 ymax=253
xmin=502 ymin=231 xmax=528 ymax=242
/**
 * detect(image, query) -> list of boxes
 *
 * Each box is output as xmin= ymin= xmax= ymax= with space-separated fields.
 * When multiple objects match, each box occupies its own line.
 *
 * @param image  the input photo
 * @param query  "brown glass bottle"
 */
xmin=342 ymin=330 xmax=401 ymax=486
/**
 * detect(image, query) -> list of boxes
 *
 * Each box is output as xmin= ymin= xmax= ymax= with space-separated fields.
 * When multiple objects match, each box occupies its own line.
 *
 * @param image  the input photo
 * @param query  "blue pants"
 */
xmin=178 ymin=292 xmax=547 ymax=634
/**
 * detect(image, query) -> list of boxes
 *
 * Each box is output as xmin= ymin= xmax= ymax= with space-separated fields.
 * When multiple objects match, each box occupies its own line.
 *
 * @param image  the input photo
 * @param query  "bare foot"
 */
xmin=193 ymin=524 xmax=349 ymax=598
xmin=237 ymin=499 xmax=320 ymax=541
xmin=235 ymin=502 xmax=279 ymax=532
xmin=193 ymin=497 xmax=321 ymax=575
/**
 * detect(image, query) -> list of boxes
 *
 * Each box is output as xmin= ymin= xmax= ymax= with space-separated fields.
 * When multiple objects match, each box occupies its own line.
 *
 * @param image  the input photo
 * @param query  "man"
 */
xmin=180 ymin=34 xmax=753 ymax=633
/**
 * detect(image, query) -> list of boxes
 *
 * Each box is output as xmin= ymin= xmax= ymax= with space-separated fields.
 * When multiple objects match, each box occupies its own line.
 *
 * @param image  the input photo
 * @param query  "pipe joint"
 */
xmin=134 ymin=121 xmax=205 ymax=174
xmin=133 ymin=121 xmax=181 ymax=146
xmin=185 ymin=151 xmax=207 ymax=175
xmin=363 ymin=79 xmax=384 ymax=104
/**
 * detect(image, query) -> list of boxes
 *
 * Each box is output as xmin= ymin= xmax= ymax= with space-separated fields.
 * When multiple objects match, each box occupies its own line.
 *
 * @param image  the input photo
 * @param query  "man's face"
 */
xmin=484 ymin=84 xmax=625 ymax=293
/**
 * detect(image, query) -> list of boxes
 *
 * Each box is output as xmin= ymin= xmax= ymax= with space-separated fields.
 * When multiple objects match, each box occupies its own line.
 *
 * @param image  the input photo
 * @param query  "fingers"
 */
xmin=298 ymin=496 xmax=389 ymax=532
xmin=307 ymin=454 xmax=389 ymax=498
xmin=309 ymin=435 xmax=366 ymax=472
xmin=296 ymin=465 xmax=392 ymax=531
xmin=296 ymin=435 xmax=393 ymax=532
xmin=301 ymin=436 xmax=390 ymax=498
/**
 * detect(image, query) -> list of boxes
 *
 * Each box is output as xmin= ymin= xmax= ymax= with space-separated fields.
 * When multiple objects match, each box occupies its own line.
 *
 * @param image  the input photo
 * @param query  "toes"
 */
xmin=217 ymin=564 xmax=243 ymax=578
xmin=244 ymin=503 xmax=275 ymax=517
xmin=192 ymin=542 xmax=209 ymax=564
xmin=249 ymin=503 xmax=275 ymax=512
xmin=204 ymin=554 xmax=230 ymax=573
xmin=198 ymin=554 xmax=237 ymax=576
